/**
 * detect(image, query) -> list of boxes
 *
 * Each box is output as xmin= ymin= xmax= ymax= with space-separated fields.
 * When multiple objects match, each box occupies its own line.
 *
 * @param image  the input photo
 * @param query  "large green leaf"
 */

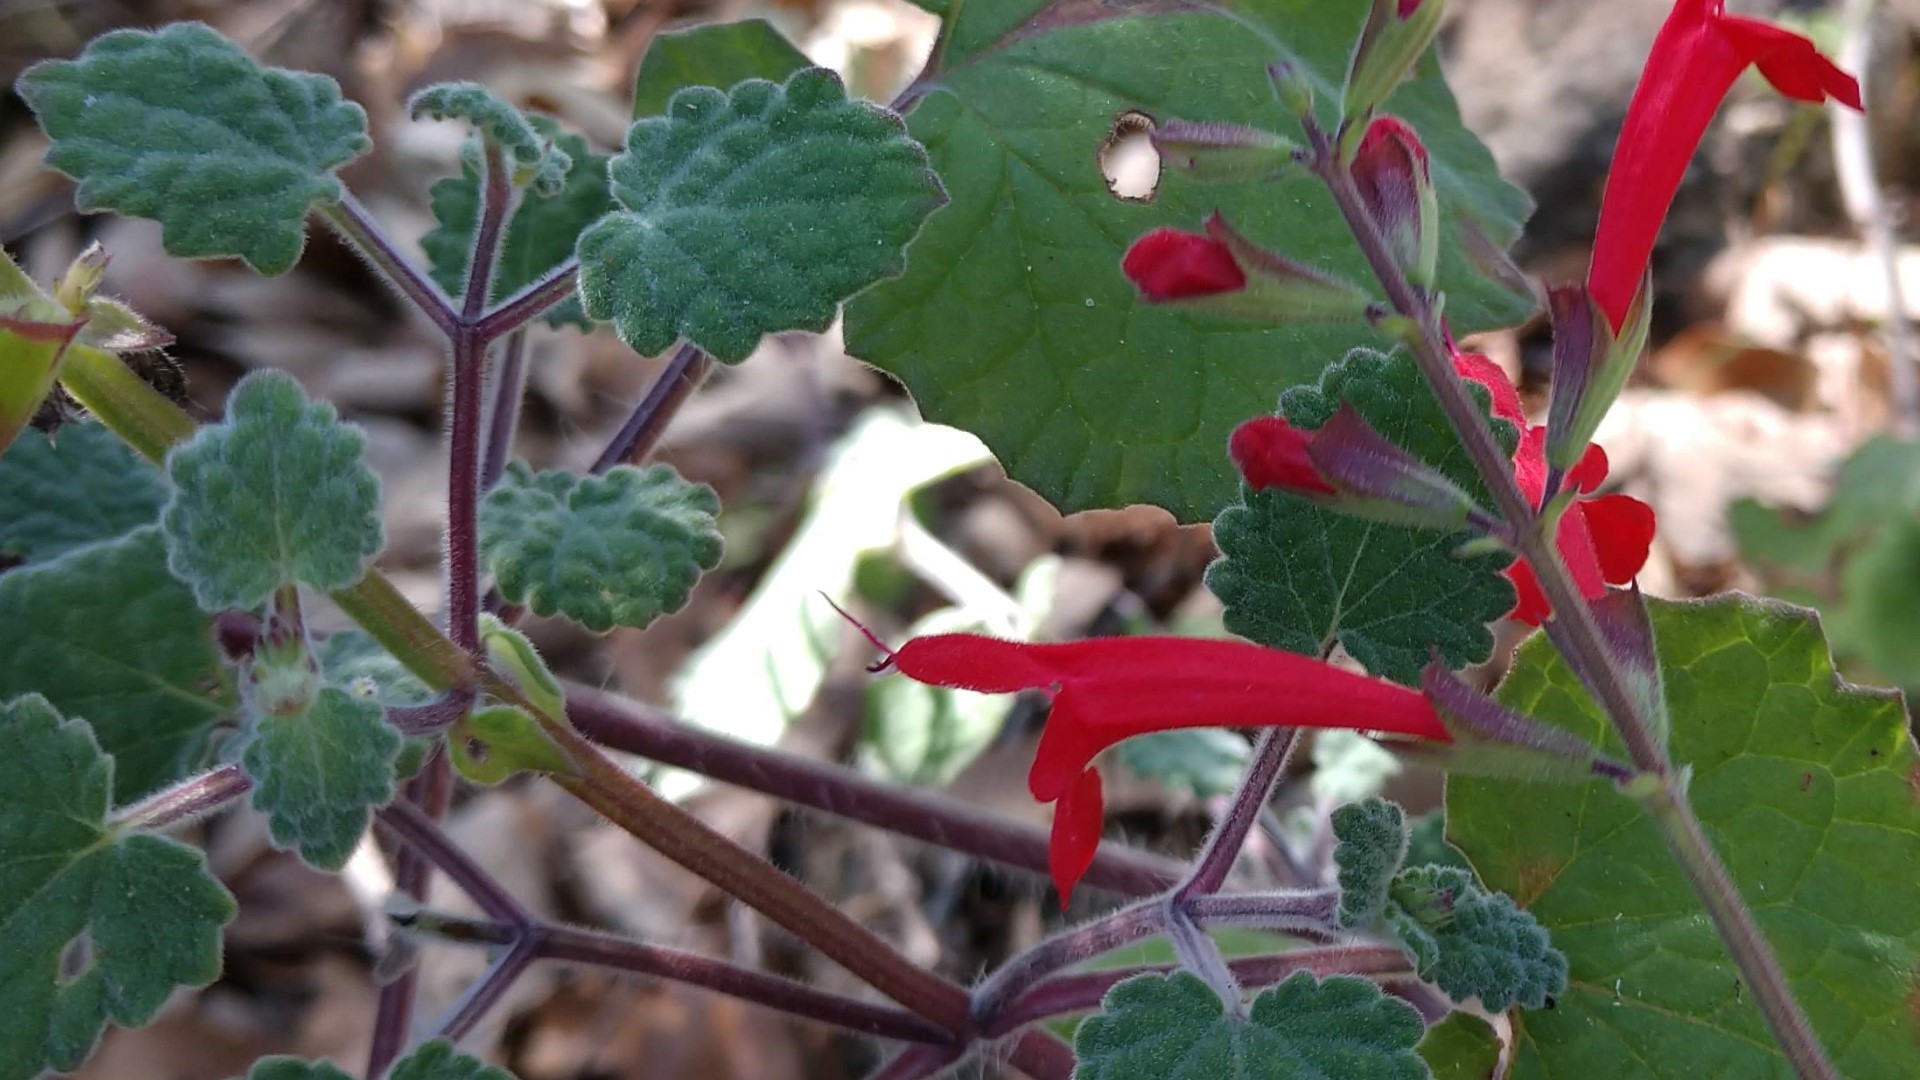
xmin=162 ymin=371 xmax=383 ymax=611
xmin=630 ymin=20 xmax=813 ymax=117
xmin=844 ymin=0 xmax=1532 ymax=520
xmin=0 ymin=694 xmax=236 ymax=1080
xmin=1448 ymin=595 xmax=1920 ymax=1079
xmin=0 ymin=528 xmax=230 ymax=800
xmin=1207 ymin=349 xmax=1517 ymax=685
xmin=1073 ymin=971 xmax=1430 ymax=1080
xmin=16 ymin=22 xmax=371 ymax=276
xmin=1417 ymin=1013 xmax=1501 ymax=1080
xmin=578 ymin=67 xmax=945 ymax=362
xmin=0 ymin=422 xmax=167 ymax=565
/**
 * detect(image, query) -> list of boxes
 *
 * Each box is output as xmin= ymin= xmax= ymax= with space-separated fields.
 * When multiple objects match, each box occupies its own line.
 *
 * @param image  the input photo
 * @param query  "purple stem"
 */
xmin=535 ymin=923 xmax=955 ymax=1043
xmin=983 ymin=944 xmax=1413 ymax=1037
xmin=386 ymin=690 xmax=474 ymax=738
xmin=374 ymin=799 xmax=532 ymax=927
xmin=589 ymin=342 xmax=714 ymax=475
xmin=477 ymin=259 xmax=580 ymax=342
xmin=367 ymin=753 xmax=456 ymax=1078
xmin=317 ymin=196 xmax=459 ymax=339
xmin=1174 ymin=728 xmax=1301 ymax=899
xmin=1005 ymin=1030 xmax=1077 ymax=1080
xmin=969 ymin=901 xmax=1162 ymax=1025
xmin=481 ymin=329 xmax=530 ymax=491
xmin=1184 ymin=889 xmax=1339 ymax=933
xmin=563 ymin=686 xmax=1181 ymax=896
xmin=431 ymin=937 xmax=539 ymax=1046
xmin=112 ymin=763 xmax=252 ymax=832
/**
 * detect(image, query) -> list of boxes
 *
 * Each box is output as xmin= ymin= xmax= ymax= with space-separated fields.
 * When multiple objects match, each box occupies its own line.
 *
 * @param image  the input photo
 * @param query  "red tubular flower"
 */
xmin=1588 ymin=0 xmax=1861 ymax=328
xmin=879 ymin=633 xmax=1449 ymax=903
xmin=1451 ymin=354 xmax=1657 ymax=625
xmin=1230 ymin=415 xmax=1336 ymax=495
xmin=1121 ymin=228 xmax=1246 ymax=300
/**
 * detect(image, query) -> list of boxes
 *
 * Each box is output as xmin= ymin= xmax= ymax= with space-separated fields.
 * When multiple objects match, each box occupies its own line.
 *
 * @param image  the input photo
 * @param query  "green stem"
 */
xmin=56 ymin=345 xmax=195 ymax=462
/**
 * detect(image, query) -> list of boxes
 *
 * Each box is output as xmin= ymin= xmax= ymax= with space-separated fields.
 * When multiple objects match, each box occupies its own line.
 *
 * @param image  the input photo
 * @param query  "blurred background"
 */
xmin=3 ymin=0 xmax=1917 ymax=1076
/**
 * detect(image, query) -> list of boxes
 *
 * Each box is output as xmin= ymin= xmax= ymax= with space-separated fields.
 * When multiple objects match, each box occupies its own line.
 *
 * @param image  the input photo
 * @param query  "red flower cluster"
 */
xmin=1450 ymin=354 xmax=1656 ymax=625
xmin=871 ymin=633 xmax=1448 ymax=903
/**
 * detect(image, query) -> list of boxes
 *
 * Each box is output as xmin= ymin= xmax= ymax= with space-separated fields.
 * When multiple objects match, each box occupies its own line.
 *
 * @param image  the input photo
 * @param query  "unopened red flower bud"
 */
xmin=1121 ymin=228 xmax=1245 ymax=300
xmin=1230 ymin=415 xmax=1335 ymax=495
xmin=1351 ymin=116 xmax=1438 ymax=291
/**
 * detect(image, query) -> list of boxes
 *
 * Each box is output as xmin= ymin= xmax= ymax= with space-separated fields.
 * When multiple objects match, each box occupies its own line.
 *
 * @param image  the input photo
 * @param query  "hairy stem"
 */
xmin=111 ymin=763 xmax=251 ymax=832
xmin=375 ymin=799 xmax=531 ymax=927
xmin=56 ymin=345 xmax=195 ymax=462
xmin=1311 ymin=120 xmax=1838 ymax=1080
xmin=477 ymin=259 xmax=580 ymax=342
xmin=431 ymin=938 xmax=538 ymax=1047
xmin=564 ymin=685 xmax=1180 ymax=896
xmin=589 ymin=342 xmax=714 ymax=474
xmin=316 ymin=197 xmax=459 ymax=338
xmin=1174 ymin=728 xmax=1300 ymax=899
xmin=368 ymin=752 xmax=456 ymax=1077
xmin=1005 ymin=1031 xmax=1078 ymax=1080
xmin=970 ymin=901 xmax=1162 ymax=1024
xmin=481 ymin=329 xmax=530 ymax=490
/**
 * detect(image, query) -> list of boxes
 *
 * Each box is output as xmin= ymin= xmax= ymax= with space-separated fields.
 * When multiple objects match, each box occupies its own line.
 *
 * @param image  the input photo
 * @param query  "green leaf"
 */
xmin=480 ymin=460 xmax=722 ymax=633
xmin=1207 ymin=349 xmax=1517 ymax=684
xmin=409 ymin=83 xmax=570 ymax=194
xmin=0 ymin=694 xmax=236 ymax=1080
xmin=1116 ymin=729 xmax=1250 ymax=798
xmin=319 ymin=630 xmax=434 ymax=707
xmin=246 ymin=1040 xmax=512 ymax=1080
xmin=1417 ymin=1013 xmax=1502 ymax=1080
xmin=1449 ymin=595 xmax=1920 ymax=1078
xmin=1333 ymin=797 xmax=1408 ymax=929
xmin=0 ymin=527 xmax=229 ymax=800
xmin=1404 ymin=810 xmax=1471 ymax=873
xmin=16 ymin=22 xmax=371 ymax=276
xmin=0 ymin=422 xmax=167 ymax=565
xmin=843 ymin=0 xmax=1532 ymax=520
xmin=1074 ymin=971 xmax=1430 ymax=1080
xmin=1383 ymin=865 xmax=1564 ymax=1012
xmin=577 ymin=68 xmax=945 ymax=362
xmin=162 ymin=371 xmax=383 ymax=611
xmin=241 ymin=686 xmax=401 ymax=870
xmin=422 ymin=116 xmax=611 ymax=330
xmin=631 ymin=20 xmax=813 ymax=118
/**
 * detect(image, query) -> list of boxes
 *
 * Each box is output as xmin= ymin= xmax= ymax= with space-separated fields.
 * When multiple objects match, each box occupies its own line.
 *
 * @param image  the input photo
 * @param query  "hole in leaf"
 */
xmin=1100 ymin=111 xmax=1160 ymax=202
xmin=58 ymin=928 xmax=95 ymax=987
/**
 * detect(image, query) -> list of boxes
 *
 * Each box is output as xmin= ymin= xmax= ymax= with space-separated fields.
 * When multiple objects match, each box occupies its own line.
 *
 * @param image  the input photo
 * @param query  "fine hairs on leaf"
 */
xmin=1383 ymin=865 xmax=1566 ymax=1012
xmin=241 ymin=686 xmax=404 ymax=871
xmin=577 ymin=67 xmax=946 ymax=362
xmin=408 ymin=83 xmax=571 ymax=195
xmin=479 ymin=460 xmax=724 ymax=633
xmin=1332 ymin=797 xmax=1409 ymax=929
xmin=0 ymin=421 xmax=167 ymax=565
xmin=162 ymin=370 xmax=383 ymax=611
xmin=16 ymin=23 xmax=371 ymax=275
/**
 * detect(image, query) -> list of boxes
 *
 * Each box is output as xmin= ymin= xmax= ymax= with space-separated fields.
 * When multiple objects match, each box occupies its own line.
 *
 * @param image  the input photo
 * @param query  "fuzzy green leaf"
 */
xmin=843 ymin=0 xmax=1532 ymax=520
xmin=630 ymin=20 xmax=812 ymax=118
xmin=480 ymin=460 xmax=722 ymax=632
xmin=1074 ymin=971 xmax=1430 ymax=1080
xmin=0 ymin=422 xmax=167 ymax=565
xmin=0 ymin=694 xmax=236 ymax=1080
xmin=577 ymin=68 xmax=944 ymax=362
xmin=1333 ymin=797 xmax=1409 ymax=929
xmin=16 ymin=22 xmax=371 ymax=275
xmin=241 ymin=686 xmax=401 ymax=870
xmin=1207 ymin=349 xmax=1517 ymax=685
xmin=319 ymin=630 xmax=434 ymax=707
xmin=422 ymin=116 xmax=611 ymax=329
xmin=247 ymin=1041 xmax=513 ymax=1080
xmin=162 ymin=371 xmax=382 ymax=610
xmin=409 ymin=83 xmax=569 ymax=194
xmin=1418 ymin=1013 xmax=1502 ymax=1080
xmin=1116 ymin=729 xmax=1250 ymax=798
xmin=1449 ymin=595 xmax=1920 ymax=1078
xmin=1384 ymin=865 xmax=1564 ymax=1012
xmin=0 ymin=528 xmax=229 ymax=800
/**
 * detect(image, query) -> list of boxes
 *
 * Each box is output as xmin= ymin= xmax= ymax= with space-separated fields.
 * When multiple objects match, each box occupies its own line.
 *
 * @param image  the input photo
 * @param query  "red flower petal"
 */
xmin=1588 ymin=0 xmax=1860 ymax=329
xmin=1451 ymin=351 xmax=1525 ymax=427
xmin=1567 ymin=442 xmax=1611 ymax=493
xmin=1581 ymin=493 xmax=1657 ymax=584
xmin=1049 ymin=768 xmax=1105 ymax=906
xmin=1230 ymin=416 xmax=1336 ymax=495
xmin=1121 ymin=228 xmax=1247 ymax=300
xmin=1504 ymin=561 xmax=1551 ymax=627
